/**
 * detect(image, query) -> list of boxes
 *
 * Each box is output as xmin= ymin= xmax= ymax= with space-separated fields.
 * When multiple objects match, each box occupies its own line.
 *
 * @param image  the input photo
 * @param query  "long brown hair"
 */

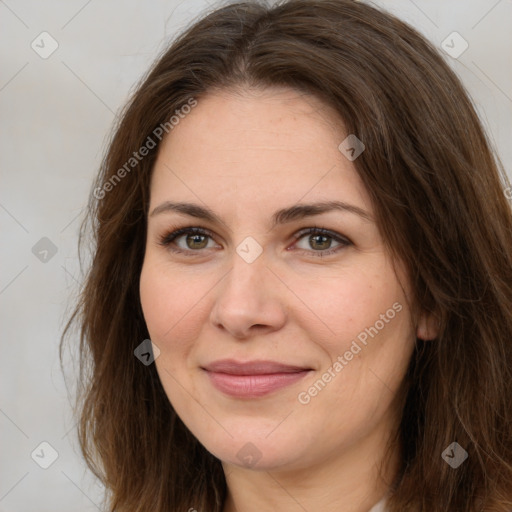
xmin=61 ymin=1 xmax=512 ymax=510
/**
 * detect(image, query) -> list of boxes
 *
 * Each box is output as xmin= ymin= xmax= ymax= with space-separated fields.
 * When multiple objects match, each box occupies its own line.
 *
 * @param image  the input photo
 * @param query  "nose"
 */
xmin=209 ymin=250 xmax=287 ymax=340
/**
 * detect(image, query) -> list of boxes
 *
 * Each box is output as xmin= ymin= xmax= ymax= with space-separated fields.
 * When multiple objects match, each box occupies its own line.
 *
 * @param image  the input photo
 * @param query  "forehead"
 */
xmin=149 ymin=87 xmax=371 ymax=219
xmin=164 ymin=86 xmax=344 ymax=151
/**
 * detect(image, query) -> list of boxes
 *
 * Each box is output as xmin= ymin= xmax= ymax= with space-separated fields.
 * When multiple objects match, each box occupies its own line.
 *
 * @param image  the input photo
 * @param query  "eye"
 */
xmin=158 ymin=226 xmax=352 ymax=257
xmin=158 ymin=227 xmax=219 ymax=256
xmin=291 ymin=227 xmax=352 ymax=257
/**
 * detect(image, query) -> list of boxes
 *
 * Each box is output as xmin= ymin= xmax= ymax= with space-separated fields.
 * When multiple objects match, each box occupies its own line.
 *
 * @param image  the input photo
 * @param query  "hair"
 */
xmin=60 ymin=0 xmax=512 ymax=510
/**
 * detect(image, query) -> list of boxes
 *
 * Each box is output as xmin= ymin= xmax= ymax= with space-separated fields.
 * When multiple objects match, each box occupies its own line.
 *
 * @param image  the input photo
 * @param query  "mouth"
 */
xmin=201 ymin=359 xmax=313 ymax=398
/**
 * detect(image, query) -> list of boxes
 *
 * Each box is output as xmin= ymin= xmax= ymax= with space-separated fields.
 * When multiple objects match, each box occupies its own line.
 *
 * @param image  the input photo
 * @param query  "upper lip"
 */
xmin=202 ymin=359 xmax=312 ymax=375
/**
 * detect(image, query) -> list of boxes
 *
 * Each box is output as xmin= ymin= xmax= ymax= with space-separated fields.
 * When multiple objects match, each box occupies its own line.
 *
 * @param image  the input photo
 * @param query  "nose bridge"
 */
xmin=210 ymin=243 xmax=287 ymax=337
xmin=219 ymin=246 xmax=269 ymax=310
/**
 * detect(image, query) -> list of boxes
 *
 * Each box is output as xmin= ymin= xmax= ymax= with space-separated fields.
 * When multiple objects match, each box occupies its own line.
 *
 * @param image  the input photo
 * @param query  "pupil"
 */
xmin=188 ymin=234 xmax=207 ymax=249
xmin=311 ymin=234 xmax=330 ymax=250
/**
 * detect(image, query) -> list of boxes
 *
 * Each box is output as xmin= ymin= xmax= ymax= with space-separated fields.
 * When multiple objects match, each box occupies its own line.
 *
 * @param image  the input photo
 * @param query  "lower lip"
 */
xmin=204 ymin=370 xmax=311 ymax=398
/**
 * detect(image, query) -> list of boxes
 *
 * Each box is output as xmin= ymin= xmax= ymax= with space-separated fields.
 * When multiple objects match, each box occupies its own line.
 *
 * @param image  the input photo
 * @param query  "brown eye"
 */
xmin=293 ymin=227 xmax=351 ymax=257
xmin=158 ymin=227 xmax=218 ymax=255
xmin=308 ymin=233 xmax=332 ymax=251
xmin=184 ymin=233 xmax=209 ymax=250
xmin=158 ymin=226 xmax=351 ymax=258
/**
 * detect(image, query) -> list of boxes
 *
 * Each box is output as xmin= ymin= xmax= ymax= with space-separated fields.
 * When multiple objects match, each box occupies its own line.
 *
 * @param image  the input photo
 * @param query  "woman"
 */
xmin=61 ymin=1 xmax=512 ymax=511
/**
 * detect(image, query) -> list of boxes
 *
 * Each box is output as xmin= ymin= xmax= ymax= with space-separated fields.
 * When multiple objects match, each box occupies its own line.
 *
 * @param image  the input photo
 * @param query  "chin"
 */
xmin=189 ymin=419 xmax=312 ymax=471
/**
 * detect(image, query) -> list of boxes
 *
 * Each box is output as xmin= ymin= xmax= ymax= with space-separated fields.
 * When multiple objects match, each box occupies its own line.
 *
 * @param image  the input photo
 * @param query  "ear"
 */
xmin=416 ymin=310 xmax=439 ymax=340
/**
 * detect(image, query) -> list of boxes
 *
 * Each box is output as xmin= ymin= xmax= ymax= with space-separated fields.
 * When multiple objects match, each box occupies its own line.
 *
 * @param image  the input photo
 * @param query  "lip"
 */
xmin=201 ymin=359 xmax=312 ymax=398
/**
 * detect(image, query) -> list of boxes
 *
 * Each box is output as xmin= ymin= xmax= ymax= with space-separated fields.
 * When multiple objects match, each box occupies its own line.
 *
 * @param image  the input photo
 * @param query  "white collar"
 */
xmin=368 ymin=496 xmax=387 ymax=512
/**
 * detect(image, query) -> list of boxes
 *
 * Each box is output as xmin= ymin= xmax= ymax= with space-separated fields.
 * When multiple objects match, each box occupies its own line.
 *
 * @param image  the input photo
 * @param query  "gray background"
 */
xmin=1 ymin=0 xmax=511 ymax=510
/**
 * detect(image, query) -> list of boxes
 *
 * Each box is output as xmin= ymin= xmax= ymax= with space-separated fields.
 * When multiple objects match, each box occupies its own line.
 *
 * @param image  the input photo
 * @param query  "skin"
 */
xmin=139 ymin=86 xmax=438 ymax=512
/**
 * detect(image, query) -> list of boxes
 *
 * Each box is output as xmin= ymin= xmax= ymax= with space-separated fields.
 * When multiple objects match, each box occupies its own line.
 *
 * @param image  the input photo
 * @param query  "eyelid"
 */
xmin=292 ymin=226 xmax=352 ymax=245
xmin=158 ymin=226 xmax=219 ymax=250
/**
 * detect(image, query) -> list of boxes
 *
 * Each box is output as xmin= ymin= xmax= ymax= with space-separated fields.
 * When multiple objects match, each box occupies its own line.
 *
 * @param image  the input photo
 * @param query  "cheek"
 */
xmin=139 ymin=261 xmax=205 ymax=408
xmin=297 ymin=263 xmax=414 ymax=418
xmin=293 ymin=257 xmax=415 ymax=424
xmin=291 ymin=258 xmax=405 ymax=357
xmin=139 ymin=259 xmax=209 ymax=346
xmin=140 ymin=263 xmax=173 ymax=341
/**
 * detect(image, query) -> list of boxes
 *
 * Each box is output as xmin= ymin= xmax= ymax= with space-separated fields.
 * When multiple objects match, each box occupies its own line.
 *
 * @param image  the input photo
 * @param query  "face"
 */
xmin=139 ymin=87 xmax=424 ymax=473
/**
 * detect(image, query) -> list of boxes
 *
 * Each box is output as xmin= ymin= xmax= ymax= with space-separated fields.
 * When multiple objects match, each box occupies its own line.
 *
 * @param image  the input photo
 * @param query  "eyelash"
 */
xmin=157 ymin=225 xmax=352 ymax=258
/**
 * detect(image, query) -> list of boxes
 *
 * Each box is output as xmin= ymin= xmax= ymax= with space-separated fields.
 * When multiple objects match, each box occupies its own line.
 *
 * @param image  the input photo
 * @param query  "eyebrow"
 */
xmin=149 ymin=200 xmax=373 ymax=226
